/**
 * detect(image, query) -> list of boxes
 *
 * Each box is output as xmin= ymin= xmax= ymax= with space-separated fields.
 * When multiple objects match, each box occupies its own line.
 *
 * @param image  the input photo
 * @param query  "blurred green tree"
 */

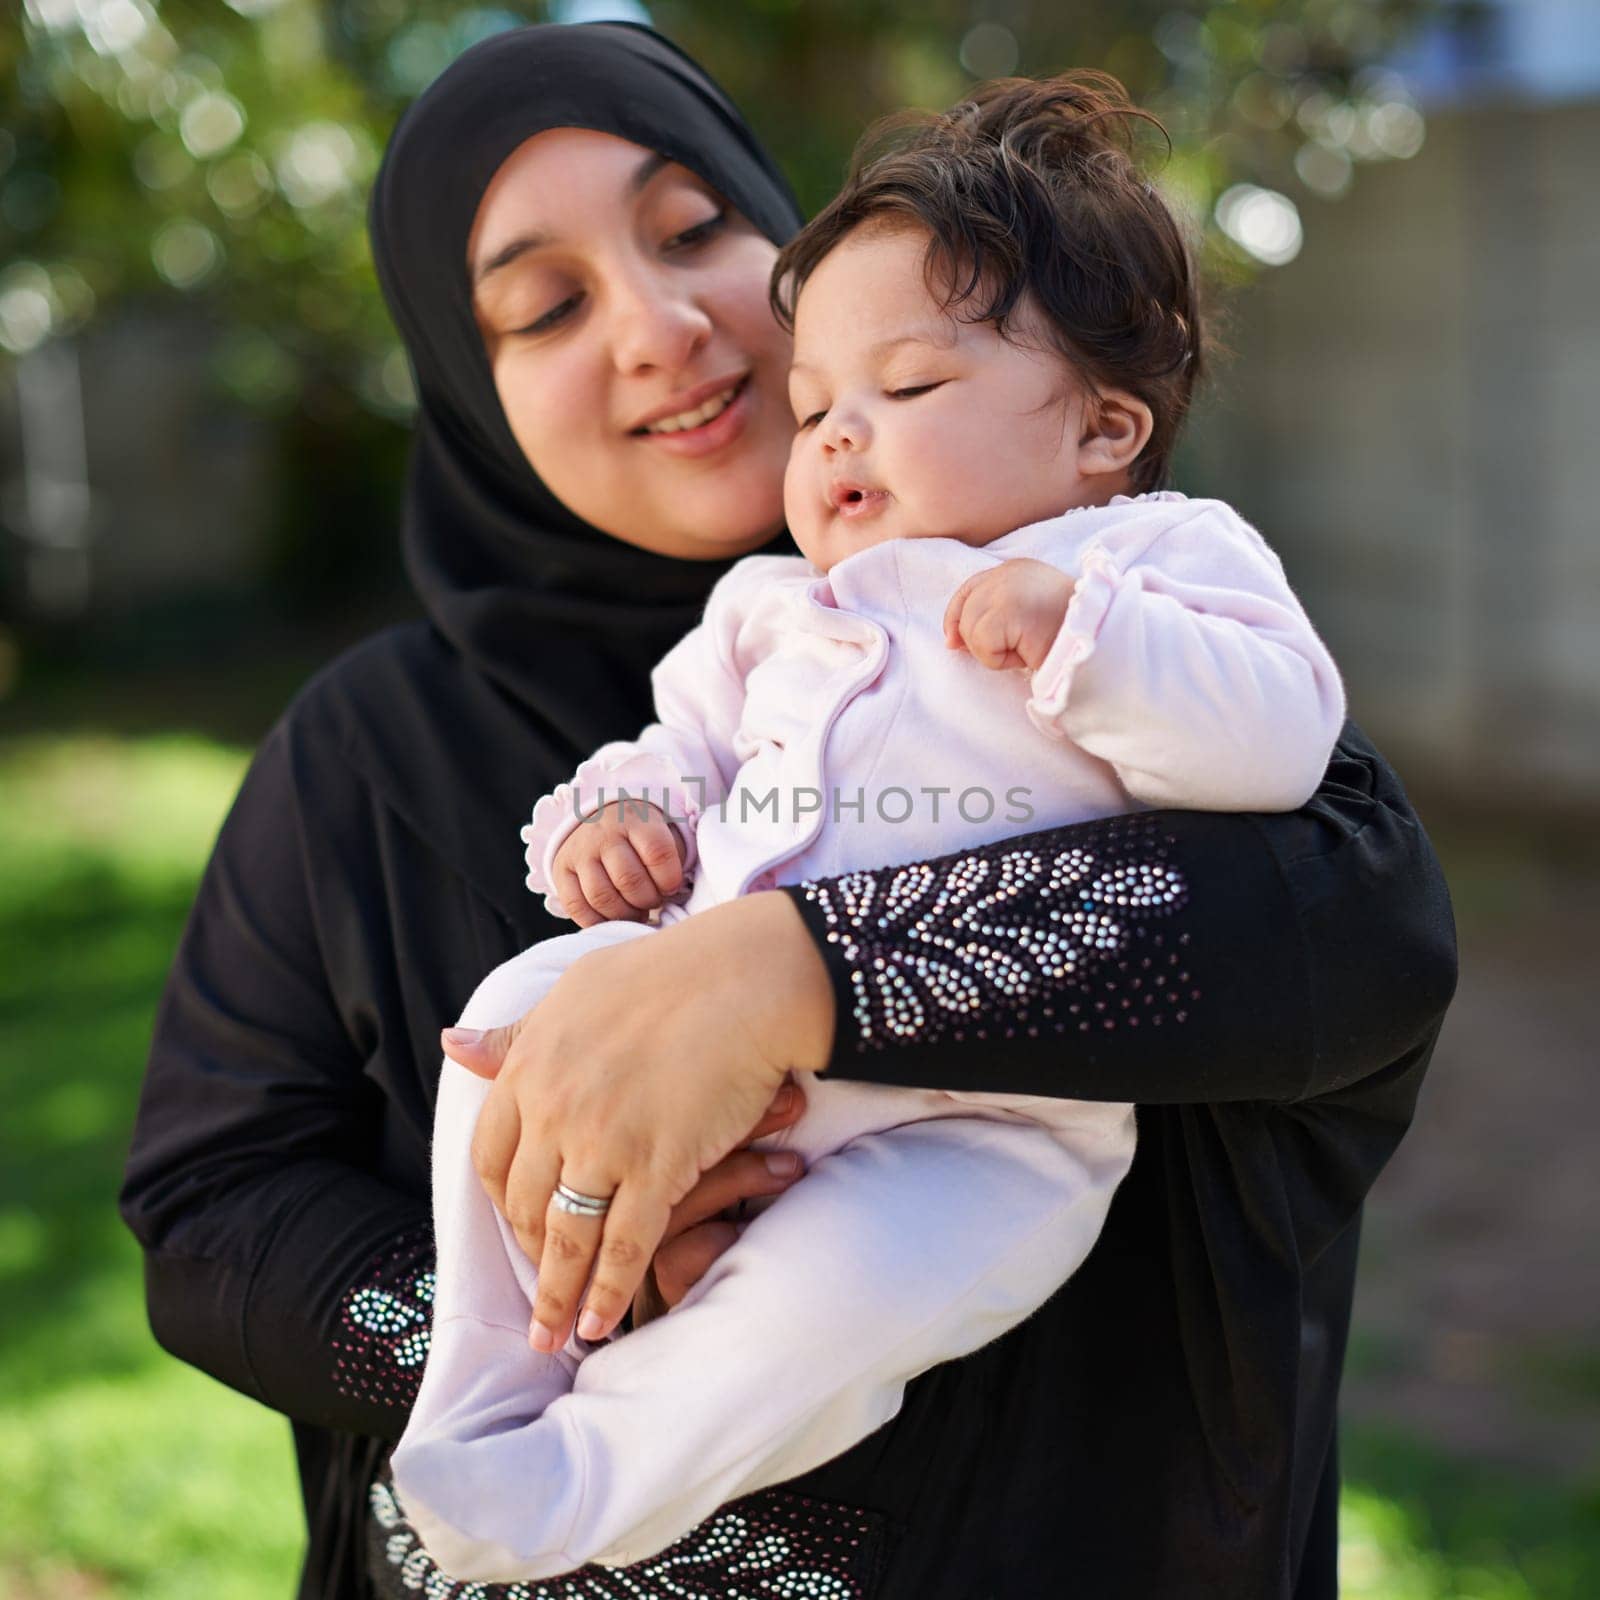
xmin=4 ymin=0 xmax=1441 ymax=417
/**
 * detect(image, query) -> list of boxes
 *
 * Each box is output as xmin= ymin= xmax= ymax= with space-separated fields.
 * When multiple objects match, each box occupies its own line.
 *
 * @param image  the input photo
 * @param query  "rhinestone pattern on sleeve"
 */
xmin=331 ymin=1225 xmax=436 ymax=1411
xmin=367 ymin=1471 xmax=890 ymax=1599
xmin=798 ymin=813 xmax=1194 ymax=1051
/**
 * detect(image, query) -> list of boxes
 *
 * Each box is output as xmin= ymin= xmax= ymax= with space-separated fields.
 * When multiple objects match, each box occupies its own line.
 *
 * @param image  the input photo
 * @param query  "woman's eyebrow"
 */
xmin=472 ymin=152 xmax=676 ymax=288
xmin=474 ymin=232 xmax=552 ymax=286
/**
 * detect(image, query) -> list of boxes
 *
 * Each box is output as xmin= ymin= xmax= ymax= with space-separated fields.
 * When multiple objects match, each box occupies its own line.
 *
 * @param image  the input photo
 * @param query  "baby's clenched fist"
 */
xmin=943 ymin=557 xmax=1078 ymax=673
xmin=551 ymin=798 xmax=689 ymax=927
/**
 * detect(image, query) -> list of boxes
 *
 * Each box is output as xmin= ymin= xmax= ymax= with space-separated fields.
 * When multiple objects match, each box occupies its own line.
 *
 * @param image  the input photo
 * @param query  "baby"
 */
xmin=392 ymin=72 xmax=1346 ymax=1581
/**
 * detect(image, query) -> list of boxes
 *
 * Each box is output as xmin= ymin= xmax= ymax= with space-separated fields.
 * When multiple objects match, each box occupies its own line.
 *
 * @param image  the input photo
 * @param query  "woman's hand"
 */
xmin=630 ymin=1079 xmax=809 ymax=1328
xmin=943 ymin=557 xmax=1077 ymax=672
xmin=441 ymin=890 xmax=835 ymax=1352
xmin=551 ymin=798 xmax=688 ymax=926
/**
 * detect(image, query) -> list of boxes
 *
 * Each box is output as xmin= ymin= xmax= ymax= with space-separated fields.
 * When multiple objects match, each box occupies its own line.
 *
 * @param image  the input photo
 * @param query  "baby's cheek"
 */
xmin=782 ymin=445 xmax=823 ymax=554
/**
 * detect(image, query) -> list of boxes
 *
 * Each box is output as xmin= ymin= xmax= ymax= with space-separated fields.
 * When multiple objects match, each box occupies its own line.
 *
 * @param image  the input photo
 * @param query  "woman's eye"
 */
xmin=516 ymin=293 xmax=583 ymax=336
xmin=889 ymin=382 xmax=944 ymax=400
xmin=664 ymin=210 xmax=727 ymax=251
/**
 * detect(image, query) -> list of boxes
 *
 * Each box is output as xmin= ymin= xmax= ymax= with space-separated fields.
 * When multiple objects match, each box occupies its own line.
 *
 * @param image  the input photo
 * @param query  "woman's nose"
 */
xmin=609 ymin=270 xmax=712 ymax=376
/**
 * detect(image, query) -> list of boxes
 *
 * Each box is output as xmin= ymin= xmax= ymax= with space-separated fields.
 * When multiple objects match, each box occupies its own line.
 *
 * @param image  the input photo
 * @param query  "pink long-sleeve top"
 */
xmin=522 ymin=492 xmax=1347 ymax=922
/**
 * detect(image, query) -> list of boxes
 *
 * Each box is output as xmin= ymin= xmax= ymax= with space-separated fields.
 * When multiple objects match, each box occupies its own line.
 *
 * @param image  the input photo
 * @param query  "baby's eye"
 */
xmin=796 ymin=409 xmax=827 ymax=430
xmin=888 ymin=382 xmax=945 ymax=400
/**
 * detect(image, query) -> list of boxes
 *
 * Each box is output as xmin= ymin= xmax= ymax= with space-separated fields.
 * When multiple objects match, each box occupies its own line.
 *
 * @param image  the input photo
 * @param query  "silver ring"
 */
xmin=553 ymin=1181 xmax=613 ymax=1217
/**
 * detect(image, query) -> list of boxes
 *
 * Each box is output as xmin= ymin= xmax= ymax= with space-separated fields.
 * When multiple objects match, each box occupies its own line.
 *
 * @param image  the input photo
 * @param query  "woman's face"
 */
xmin=468 ymin=127 xmax=795 ymax=560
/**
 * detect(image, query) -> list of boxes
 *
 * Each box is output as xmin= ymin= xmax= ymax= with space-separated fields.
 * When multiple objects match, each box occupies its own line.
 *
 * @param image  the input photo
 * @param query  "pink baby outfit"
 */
xmin=390 ymin=493 xmax=1346 ymax=1581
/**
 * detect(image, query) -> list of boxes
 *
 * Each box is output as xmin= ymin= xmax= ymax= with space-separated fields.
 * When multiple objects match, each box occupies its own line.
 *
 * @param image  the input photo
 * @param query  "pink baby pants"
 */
xmin=390 ymin=918 xmax=1135 ymax=1582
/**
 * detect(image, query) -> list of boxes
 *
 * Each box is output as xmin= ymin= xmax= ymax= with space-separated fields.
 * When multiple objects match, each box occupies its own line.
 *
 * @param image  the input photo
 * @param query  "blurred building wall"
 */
xmin=1 ymin=313 xmax=276 ymax=625
xmin=1191 ymin=96 xmax=1600 ymax=807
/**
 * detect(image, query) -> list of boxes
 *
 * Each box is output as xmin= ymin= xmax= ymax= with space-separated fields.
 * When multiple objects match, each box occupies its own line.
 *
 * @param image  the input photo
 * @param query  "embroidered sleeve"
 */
xmin=789 ymin=812 xmax=1190 ymax=1062
xmin=781 ymin=766 xmax=1446 ymax=1108
xmin=369 ymin=1471 xmax=891 ymax=1600
xmin=332 ymin=1224 xmax=437 ymax=1414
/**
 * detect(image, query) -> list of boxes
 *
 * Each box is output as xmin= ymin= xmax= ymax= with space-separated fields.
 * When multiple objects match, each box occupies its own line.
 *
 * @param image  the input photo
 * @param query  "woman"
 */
xmin=119 ymin=22 xmax=1456 ymax=1600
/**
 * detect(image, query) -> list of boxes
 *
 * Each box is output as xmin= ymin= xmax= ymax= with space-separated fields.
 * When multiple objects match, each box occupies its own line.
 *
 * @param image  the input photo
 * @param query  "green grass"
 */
xmin=1341 ymin=1433 xmax=1600 ymax=1600
xmin=1 ymin=731 xmax=1595 ymax=1597
xmin=0 ymin=734 xmax=300 ymax=1599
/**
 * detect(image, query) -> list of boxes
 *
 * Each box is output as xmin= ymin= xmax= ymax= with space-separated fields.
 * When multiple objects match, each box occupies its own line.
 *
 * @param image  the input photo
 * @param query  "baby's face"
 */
xmin=784 ymin=222 xmax=1092 ymax=573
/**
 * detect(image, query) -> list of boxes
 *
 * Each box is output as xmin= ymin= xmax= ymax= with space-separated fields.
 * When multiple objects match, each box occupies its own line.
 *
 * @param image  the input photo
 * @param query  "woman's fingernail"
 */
xmin=442 ymin=1027 xmax=485 ymax=1050
xmin=773 ymin=1085 xmax=796 ymax=1113
xmin=577 ymin=1310 xmax=605 ymax=1341
xmin=530 ymin=1321 xmax=556 ymax=1353
xmin=765 ymin=1152 xmax=802 ymax=1177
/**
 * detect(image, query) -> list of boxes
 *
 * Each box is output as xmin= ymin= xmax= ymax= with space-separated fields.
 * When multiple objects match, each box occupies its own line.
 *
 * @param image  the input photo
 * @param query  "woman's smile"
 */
xmin=631 ymin=372 xmax=754 ymax=457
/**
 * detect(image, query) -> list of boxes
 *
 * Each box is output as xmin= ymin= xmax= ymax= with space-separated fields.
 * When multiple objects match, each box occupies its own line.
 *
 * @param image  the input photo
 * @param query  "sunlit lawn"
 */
xmin=1 ymin=732 xmax=1595 ymax=1597
xmin=0 ymin=734 xmax=298 ymax=1600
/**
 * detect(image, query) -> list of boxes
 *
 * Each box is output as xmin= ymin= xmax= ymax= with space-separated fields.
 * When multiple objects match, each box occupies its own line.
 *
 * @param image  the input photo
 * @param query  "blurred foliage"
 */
xmin=3 ymin=0 xmax=1444 ymax=415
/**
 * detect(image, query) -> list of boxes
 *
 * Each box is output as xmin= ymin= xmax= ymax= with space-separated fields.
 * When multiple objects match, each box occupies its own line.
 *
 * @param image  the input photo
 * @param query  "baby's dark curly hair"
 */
xmin=772 ymin=72 xmax=1204 ymax=493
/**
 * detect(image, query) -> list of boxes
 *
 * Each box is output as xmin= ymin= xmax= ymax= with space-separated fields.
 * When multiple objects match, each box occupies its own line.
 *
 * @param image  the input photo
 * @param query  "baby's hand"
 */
xmin=943 ymin=558 xmax=1077 ymax=673
xmin=551 ymin=799 xmax=689 ymax=927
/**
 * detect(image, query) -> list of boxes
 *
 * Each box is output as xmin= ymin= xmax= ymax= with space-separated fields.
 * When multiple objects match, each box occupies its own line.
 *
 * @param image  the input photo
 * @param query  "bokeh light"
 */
xmin=1296 ymin=141 xmax=1354 ymax=197
xmin=1368 ymin=99 xmax=1426 ymax=159
xmin=48 ymin=264 xmax=97 ymax=331
xmin=274 ymin=122 xmax=365 ymax=209
xmin=1214 ymin=182 xmax=1303 ymax=266
xmin=81 ymin=0 xmax=152 ymax=56
xmin=207 ymin=150 xmax=273 ymax=218
xmin=959 ymin=22 xmax=1020 ymax=80
xmin=0 ymin=266 xmax=56 ymax=355
xmin=21 ymin=0 xmax=77 ymax=31
xmin=179 ymin=91 xmax=247 ymax=160
xmin=151 ymin=218 xmax=222 ymax=288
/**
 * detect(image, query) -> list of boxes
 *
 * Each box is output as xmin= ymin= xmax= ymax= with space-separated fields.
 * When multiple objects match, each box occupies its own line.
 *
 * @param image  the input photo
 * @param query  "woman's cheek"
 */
xmin=499 ymin=350 xmax=598 ymax=485
xmin=711 ymin=246 xmax=788 ymax=365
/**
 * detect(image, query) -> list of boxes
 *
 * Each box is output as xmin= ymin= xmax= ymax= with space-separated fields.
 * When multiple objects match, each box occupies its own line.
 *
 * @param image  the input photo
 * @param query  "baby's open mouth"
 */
xmin=831 ymin=484 xmax=890 ymax=517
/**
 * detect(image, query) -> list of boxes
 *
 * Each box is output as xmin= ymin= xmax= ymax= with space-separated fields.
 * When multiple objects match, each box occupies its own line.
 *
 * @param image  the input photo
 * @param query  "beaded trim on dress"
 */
xmin=368 ymin=1472 xmax=890 ymax=1599
xmin=332 ymin=1225 xmax=435 ymax=1410
xmin=798 ymin=812 xmax=1194 ymax=1051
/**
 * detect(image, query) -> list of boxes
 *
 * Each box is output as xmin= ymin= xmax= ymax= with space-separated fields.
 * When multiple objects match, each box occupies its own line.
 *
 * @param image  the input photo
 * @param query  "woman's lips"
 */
xmin=634 ymin=375 xmax=752 ymax=459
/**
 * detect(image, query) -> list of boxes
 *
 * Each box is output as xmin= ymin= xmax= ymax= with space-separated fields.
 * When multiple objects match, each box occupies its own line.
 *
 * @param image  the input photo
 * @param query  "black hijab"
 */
xmin=338 ymin=22 xmax=803 ymax=916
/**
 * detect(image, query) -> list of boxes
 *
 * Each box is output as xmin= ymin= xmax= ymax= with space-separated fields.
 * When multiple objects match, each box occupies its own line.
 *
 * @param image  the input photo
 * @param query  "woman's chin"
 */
xmin=678 ymin=520 xmax=788 ymax=561
xmin=564 ymin=441 xmax=789 ymax=561
xmin=594 ymin=512 xmax=781 ymax=563
xmin=647 ymin=487 xmax=788 ymax=562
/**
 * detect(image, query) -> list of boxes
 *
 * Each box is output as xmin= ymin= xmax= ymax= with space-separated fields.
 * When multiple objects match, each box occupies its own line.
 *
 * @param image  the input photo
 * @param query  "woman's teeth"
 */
xmin=642 ymin=382 xmax=741 ymax=434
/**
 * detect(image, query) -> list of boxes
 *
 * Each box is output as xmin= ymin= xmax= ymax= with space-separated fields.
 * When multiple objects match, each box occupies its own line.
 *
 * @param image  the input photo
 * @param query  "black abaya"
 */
xmin=119 ymin=23 xmax=1456 ymax=1600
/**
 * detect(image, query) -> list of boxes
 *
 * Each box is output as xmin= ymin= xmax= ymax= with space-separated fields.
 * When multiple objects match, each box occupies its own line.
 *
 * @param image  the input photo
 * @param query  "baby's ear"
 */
xmin=1078 ymin=389 xmax=1154 ymax=481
